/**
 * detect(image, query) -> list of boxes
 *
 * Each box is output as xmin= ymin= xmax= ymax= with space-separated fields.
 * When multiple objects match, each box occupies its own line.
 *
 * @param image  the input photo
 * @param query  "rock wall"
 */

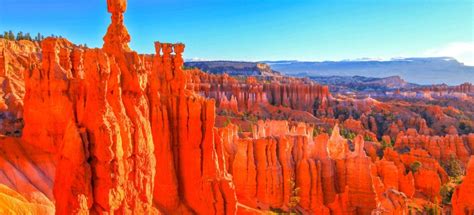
xmin=452 ymin=156 xmax=474 ymax=214
xmin=394 ymin=128 xmax=474 ymax=164
xmin=149 ymin=42 xmax=236 ymax=214
xmin=20 ymin=0 xmax=236 ymax=214
xmin=0 ymin=0 xmax=473 ymax=214
xmin=186 ymin=69 xmax=330 ymax=115
xmin=217 ymin=121 xmax=416 ymax=214
xmin=0 ymin=137 xmax=55 ymax=214
xmin=0 ymin=39 xmax=39 ymax=136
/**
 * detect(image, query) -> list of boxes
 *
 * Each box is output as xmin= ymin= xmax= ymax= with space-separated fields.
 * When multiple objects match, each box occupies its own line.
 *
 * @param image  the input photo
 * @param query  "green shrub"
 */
xmin=340 ymin=128 xmax=356 ymax=140
xmin=442 ymin=155 xmax=465 ymax=178
xmin=410 ymin=161 xmax=422 ymax=173
xmin=223 ymin=117 xmax=232 ymax=127
xmin=440 ymin=184 xmax=454 ymax=205
xmin=313 ymin=127 xmax=322 ymax=137
xmin=364 ymin=135 xmax=372 ymax=141
xmin=424 ymin=204 xmax=440 ymax=215
xmin=288 ymin=177 xmax=300 ymax=213
xmin=381 ymin=139 xmax=393 ymax=150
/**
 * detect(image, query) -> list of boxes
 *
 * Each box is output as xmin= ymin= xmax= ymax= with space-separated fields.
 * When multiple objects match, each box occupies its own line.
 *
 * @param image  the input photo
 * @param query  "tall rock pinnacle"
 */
xmin=103 ymin=0 xmax=131 ymax=55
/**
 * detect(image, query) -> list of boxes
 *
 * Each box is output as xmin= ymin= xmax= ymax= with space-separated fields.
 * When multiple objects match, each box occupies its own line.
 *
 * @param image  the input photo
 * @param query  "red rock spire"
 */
xmin=103 ymin=0 xmax=131 ymax=55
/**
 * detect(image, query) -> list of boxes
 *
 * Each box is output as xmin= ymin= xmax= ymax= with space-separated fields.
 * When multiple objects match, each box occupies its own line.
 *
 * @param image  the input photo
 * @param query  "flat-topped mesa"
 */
xmin=103 ymin=0 xmax=131 ymax=55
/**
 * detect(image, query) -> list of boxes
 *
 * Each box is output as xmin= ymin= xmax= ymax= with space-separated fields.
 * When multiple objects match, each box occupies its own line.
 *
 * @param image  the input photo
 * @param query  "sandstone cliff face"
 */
xmin=0 ymin=137 xmax=55 ymax=214
xmin=326 ymin=93 xmax=472 ymax=140
xmin=0 ymin=0 xmax=473 ymax=214
xmin=452 ymin=156 xmax=474 ymax=214
xmin=22 ymin=30 xmax=156 ymax=214
xmin=186 ymin=69 xmax=330 ymax=115
xmin=221 ymin=122 xmax=331 ymax=214
xmin=0 ymin=39 xmax=40 ymax=136
xmin=214 ymin=120 xmax=469 ymax=214
xmin=149 ymin=42 xmax=236 ymax=214
xmin=0 ymin=184 xmax=54 ymax=214
xmin=216 ymin=121 xmax=416 ymax=214
xmin=19 ymin=0 xmax=236 ymax=214
xmin=394 ymin=129 xmax=473 ymax=164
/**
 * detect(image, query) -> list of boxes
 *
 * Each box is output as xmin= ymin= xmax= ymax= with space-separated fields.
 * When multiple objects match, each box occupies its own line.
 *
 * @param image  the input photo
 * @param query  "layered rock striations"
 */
xmin=216 ymin=121 xmax=420 ymax=214
xmin=0 ymin=39 xmax=40 ymax=136
xmin=186 ymin=69 xmax=330 ymax=115
xmin=20 ymin=0 xmax=236 ymax=214
xmin=394 ymin=129 xmax=473 ymax=163
xmin=22 ymin=25 xmax=155 ymax=215
xmin=0 ymin=0 xmax=473 ymax=214
xmin=0 ymin=137 xmax=55 ymax=214
xmin=452 ymin=156 xmax=474 ymax=214
xmin=149 ymin=42 xmax=236 ymax=214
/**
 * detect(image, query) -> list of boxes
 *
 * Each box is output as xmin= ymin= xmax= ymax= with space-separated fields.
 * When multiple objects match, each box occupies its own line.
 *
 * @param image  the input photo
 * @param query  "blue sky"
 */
xmin=0 ymin=0 xmax=473 ymax=64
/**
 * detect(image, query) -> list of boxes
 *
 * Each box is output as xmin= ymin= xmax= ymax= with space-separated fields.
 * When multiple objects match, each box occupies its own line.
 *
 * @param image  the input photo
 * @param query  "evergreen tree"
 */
xmin=35 ymin=33 xmax=43 ymax=42
xmin=16 ymin=31 xmax=24 ymax=40
xmin=24 ymin=33 xmax=32 ymax=41
xmin=3 ymin=32 xmax=8 ymax=40
xmin=8 ymin=31 xmax=14 ymax=40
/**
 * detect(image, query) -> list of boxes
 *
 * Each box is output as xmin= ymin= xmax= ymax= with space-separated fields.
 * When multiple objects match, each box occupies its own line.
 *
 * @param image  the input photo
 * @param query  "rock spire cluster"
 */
xmin=0 ymin=0 xmax=472 ymax=214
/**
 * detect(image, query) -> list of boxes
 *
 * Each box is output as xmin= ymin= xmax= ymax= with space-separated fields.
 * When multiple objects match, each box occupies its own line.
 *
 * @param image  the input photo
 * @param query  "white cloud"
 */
xmin=423 ymin=42 xmax=474 ymax=66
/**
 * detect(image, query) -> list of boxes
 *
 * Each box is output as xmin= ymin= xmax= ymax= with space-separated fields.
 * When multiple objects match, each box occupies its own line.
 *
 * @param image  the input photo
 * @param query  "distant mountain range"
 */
xmin=264 ymin=57 xmax=474 ymax=85
xmin=184 ymin=61 xmax=281 ymax=76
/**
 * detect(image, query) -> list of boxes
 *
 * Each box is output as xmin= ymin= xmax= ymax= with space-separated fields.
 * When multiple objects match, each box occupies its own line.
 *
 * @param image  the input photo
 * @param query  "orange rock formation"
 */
xmin=0 ymin=0 xmax=473 ymax=214
xmin=452 ymin=156 xmax=474 ymax=214
xmin=19 ymin=0 xmax=236 ymax=214
xmin=216 ymin=121 xmax=428 ymax=214
xmin=186 ymin=69 xmax=330 ymax=115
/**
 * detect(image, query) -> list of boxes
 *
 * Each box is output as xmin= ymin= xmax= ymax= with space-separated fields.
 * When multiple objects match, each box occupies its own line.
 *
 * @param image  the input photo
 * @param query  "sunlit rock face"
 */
xmin=0 ymin=39 xmax=40 ymax=137
xmin=0 ymin=0 xmax=473 ymax=214
xmin=186 ymin=69 xmax=331 ymax=116
xmin=217 ymin=122 xmax=410 ymax=214
xmin=452 ymin=156 xmax=474 ymax=214
xmin=17 ymin=0 xmax=236 ymax=214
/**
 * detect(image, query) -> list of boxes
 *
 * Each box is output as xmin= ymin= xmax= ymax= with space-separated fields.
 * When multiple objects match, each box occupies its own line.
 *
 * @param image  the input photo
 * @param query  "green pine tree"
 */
xmin=24 ymin=33 xmax=32 ymax=41
xmin=16 ymin=31 xmax=23 ymax=40
xmin=8 ymin=31 xmax=14 ymax=40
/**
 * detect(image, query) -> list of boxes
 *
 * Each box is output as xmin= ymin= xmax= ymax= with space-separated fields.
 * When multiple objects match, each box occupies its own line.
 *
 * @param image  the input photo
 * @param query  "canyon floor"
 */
xmin=0 ymin=0 xmax=473 ymax=214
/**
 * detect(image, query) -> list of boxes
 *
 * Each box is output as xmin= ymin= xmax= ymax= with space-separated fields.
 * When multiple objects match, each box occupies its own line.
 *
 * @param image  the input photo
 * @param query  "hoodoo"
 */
xmin=22 ymin=0 xmax=237 ymax=213
xmin=0 ymin=0 xmax=473 ymax=214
